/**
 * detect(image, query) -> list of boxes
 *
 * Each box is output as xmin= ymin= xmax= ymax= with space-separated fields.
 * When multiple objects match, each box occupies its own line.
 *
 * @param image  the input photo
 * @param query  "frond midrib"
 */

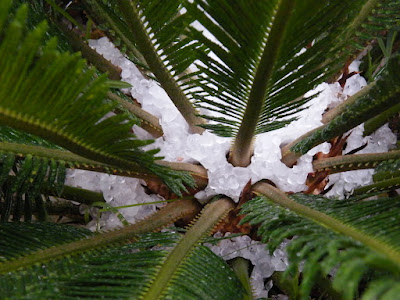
xmin=0 ymin=109 xmax=145 ymax=173
xmin=252 ymin=182 xmax=400 ymax=267
xmin=115 ymin=0 xmax=205 ymax=134
xmin=141 ymin=198 xmax=235 ymax=300
xmin=0 ymin=141 xmax=158 ymax=180
xmin=0 ymin=199 xmax=201 ymax=275
xmin=230 ymin=0 xmax=295 ymax=167
xmin=341 ymin=0 xmax=380 ymax=42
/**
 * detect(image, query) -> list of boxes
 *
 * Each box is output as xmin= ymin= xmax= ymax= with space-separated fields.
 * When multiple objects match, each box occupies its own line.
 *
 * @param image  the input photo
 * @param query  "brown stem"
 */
xmin=312 ymin=150 xmax=400 ymax=174
xmin=281 ymin=127 xmax=321 ymax=167
xmin=156 ymin=161 xmax=208 ymax=189
xmin=107 ymin=92 xmax=163 ymax=138
xmin=55 ymin=20 xmax=122 ymax=80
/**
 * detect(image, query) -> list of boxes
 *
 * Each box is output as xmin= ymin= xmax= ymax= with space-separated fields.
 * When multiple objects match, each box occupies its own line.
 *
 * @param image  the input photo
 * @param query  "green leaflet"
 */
xmin=0 ymin=2 xmax=194 ymax=196
xmin=240 ymin=192 xmax=400 ymax=299
xmin=349 ymin=156 xmax=400 ymax=195
xmin=0 ymin=126 xmax=62 ymax=149
xmin=11 ymin=0 xmax=73 ymax=52
xmin=141 ymin=197 xmax=238 ymax=299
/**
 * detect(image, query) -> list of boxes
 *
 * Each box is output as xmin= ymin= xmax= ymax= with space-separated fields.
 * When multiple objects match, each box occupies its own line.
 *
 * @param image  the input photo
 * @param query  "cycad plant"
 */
xmin=1 ymin=0 xmax=400 ymax=299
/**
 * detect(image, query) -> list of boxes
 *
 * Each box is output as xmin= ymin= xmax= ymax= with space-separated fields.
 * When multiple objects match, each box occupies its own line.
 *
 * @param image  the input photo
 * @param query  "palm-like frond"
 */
xmin=0 ymin=198 xmax=245 ymax=299
xmin=0 ymin=1 xmax=194 ymax=195
xmin=306 ymin=150 xmax=400 ymax=196
xmin=0 ymin=224 xmax=244 ymax=299
xmin=0 ymin=126 xmax=62 ymax=149
xmin=187 ymin=0 xmax=324 ymax=134
xmin=181 ymin=0 xmax=399 ymax=165
xmin=240 ymin=188 xmax=400 ymax=299
xmin=373 ymin=158 xmax=400 ymax=182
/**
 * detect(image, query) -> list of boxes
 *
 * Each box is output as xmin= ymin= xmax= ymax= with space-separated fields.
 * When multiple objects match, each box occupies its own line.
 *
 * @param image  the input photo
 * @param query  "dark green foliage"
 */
xmin=240 ymin=194 xmax=400 ymax=299
xmin=82 ymin=0 xmax=150 ymax=68
xmin=292 ymin=54 xmax=400 ymax=154
xmin=346 ymin=0 xmax=400 ymax=54
xmin=0 ymin=126 xmax=66 ymax=221
xmin=10 ymin=0 xmax=73 ymax=52
xmin=0 ymin=222 xmax=93 ymax=260
xmin=0 ymin=126 xmax=62 ymax=149
xmin=0 ymin=0 xmax=194 ymax=196
xmin=0 ymin=223 xmax=245 ymax=300
xmin=186 ymin=0 xmax=396 ymax=138
xmin=0 ymin=152 xmax=65 ymax=221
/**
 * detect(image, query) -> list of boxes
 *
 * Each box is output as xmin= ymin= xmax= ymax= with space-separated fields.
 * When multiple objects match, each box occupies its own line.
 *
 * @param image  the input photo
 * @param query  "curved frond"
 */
xmin=0 ymin=2 xmax=194 ymax=195
xmin=0 ymin=227 xmax=244 ymax=299
xmin=373 ymin=157 xmax=400 ymax=182
xmin=0 ymin=199 xmax=245 ymax=299
xmin=183 ymin=0 xmax=399 ymax=165
xmin=241 ymin=185 xmax=400 ymax=299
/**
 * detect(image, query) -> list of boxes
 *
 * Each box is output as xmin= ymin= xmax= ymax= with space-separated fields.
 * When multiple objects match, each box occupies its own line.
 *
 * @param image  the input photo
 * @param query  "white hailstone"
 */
xmin=65 ymin=169 xmax=160 ymax=230
xmin=208 ymin=233 xmax=290 ymax=298
xmin=326 ymin=123 xmax=396 ymax=199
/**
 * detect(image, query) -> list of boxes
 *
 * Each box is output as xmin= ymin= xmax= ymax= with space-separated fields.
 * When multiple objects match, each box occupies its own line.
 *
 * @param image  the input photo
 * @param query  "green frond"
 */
xmin=292 ymin=54 xmax=400 ymax=154
xmin=0 ymin=222 xmax=94 ymax=260
xmin=0 ymin=199 xmax=245 ymax=299
xmin=309 ymin=150 xmax=400 ymax=195
xmin=0 ymin=2 xmax=194 ymax=195
xmin=364 ymin=101 xmax=400 ymax=136
xmin=187 ymin=1 xmax=377 ymax=135
xmin=83 ymin=0 xmax=206 ymax=133
xmin=0 ymin=126 xmax=62 ymax=150
xmin=312 ymin=150 xmax=400 ymax=174
xmin=240 ymin=192 xmax=400 ymax=299
xmin=142 ymin=197 xmax=236 ymax=299
xmin=351 ymin=157 xmax=400 ymax=195
xmin=11 ymin=0 xmax=73 ymax=52
xmin=182 ymin=0 xmax=396 ymax=166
